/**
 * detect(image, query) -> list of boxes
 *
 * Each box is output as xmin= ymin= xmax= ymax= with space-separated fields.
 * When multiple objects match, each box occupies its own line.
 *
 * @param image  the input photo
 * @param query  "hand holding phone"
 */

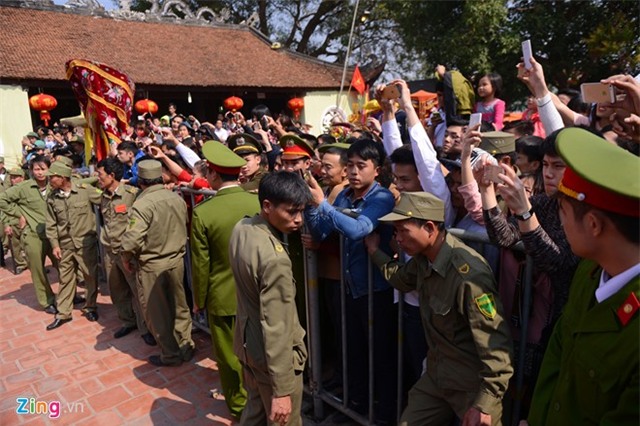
xmin=382 ymin=84 xmax=401 ymax=100
xmin=469 ymin=113 xmax=482 ymax=130
xmin=581 ymin=83 xmax=616 ymax=104
xmin=522 ymin=40 xmax=532 ymax=70
xmin=484 ymin=164 xmax=504 ymax=184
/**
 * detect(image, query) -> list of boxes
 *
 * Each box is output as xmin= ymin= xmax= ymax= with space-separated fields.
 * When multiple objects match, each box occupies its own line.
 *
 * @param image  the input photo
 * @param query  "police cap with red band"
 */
xmin=556 ymin=127 xmax=640 ymax=217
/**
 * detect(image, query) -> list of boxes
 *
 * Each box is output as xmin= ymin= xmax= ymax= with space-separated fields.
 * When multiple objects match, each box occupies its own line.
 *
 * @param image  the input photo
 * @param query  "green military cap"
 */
xmin=202 ymin=140 xmax=246 ymax=175
xmin=33 ymin=140 xmax=46 ymax=150
xmin=317 ymin=142 xmax=351 ymax=154
xmin=279 ymin=134 xmax=315 ymax=160
xmin=379 ymin=192 xmax=445 ymax=222
xmin=55 ymin=156 xmax=73 ymax=167
xmin=137 ymin=159 xmax=162 ymax=180
xmin=8 ymin=167 xmax=25 ymax=177
xmin=227 ymin=133 xmax=263 ymax=155
xmin=556 ymin=127 xmax=640 ymax=217
xmin=26 ymin=132 xmax=38 ymax=138
xmin=479 ymin=131 xmax=516 ymax=155
xmin=46 ymin=162 xmax=72 ymax=178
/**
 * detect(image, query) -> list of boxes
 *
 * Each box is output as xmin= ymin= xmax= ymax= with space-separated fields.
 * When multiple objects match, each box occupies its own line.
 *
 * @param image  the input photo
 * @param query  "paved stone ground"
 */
xmin=0 ymin=256 xmax=236 ymax=426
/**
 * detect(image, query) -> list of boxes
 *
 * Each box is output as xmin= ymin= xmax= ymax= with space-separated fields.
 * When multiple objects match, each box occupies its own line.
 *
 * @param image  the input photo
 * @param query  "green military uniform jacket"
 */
xmin=45 ymin=182 xmax=100 ymax=250
xmin=240 ymin=167 xmax=267 ymax=194
xmin=229 ymin=215 xmax=308 ymax=397
xmin=0 ymin=179 xmax=50 ymax=238
xmin=190 ymin=185 xmax=259 ymax=316
xmin=99 ymin=184 xmax=139 ymax=255
xmin=120 ymin=184 xmax=187 ymax=272
xmin=528 ymin=259 xmax=639 ymax=425
xmin=371 ymin=232 xmax=513 ymax=414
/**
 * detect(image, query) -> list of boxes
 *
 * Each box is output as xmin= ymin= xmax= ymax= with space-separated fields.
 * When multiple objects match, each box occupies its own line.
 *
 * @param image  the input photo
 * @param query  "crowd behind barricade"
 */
xmin=0 ymin=54 xmax=639 ymax=426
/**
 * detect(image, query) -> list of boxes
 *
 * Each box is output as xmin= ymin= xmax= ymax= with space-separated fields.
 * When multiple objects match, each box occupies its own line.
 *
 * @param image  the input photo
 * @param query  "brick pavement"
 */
xmin=0 ymin=257 xmax=236 ymax=425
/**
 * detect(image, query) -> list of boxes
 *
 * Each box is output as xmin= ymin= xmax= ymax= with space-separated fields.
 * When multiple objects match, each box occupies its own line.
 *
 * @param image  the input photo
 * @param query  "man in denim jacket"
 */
xmin=306 ymin=139 xmax=397 ymax=423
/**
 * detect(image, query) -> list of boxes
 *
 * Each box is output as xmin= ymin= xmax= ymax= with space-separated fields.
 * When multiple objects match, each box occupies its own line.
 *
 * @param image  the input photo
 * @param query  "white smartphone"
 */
xmin=469 ymin=113 xmax=482 ymax=129
xmin=580 ymin=83 xmax=616 ymax=104
xmin=522 ymin=40 xmax=532 ymax=70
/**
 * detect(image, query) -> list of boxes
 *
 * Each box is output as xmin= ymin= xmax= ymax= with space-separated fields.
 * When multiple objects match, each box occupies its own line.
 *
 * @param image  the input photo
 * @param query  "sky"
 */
xmin=53 ymin=0 xmax=116 ymax=9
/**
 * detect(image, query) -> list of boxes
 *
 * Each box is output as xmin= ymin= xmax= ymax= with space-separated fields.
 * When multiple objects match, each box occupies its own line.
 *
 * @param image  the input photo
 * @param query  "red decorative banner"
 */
xmin=66 ymin=59 xmax=135 ymax=161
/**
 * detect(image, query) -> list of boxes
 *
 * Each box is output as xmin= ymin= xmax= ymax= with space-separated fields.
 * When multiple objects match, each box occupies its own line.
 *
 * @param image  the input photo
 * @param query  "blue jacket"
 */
xmin=305 ymin=182 xmax=395 ymax=298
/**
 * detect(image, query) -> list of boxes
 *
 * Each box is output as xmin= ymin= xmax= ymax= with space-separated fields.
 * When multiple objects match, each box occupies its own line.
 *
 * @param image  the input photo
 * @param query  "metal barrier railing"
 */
xmin=78 ymin=186 xmax=534 ymax=426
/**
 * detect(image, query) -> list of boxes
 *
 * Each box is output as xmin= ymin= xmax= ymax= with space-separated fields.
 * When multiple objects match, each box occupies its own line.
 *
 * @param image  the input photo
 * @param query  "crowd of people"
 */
xmin=0 ymin=52 xmax=639 ymax=426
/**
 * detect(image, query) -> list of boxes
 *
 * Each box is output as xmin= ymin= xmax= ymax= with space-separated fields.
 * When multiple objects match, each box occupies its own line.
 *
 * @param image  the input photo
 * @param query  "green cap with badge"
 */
xmin=379 ymin=192 xmax=445 ymax=222
xmin=137 ymin=160 xmax=163 ymax=180
xmin=317 ymin=142 xmax=351 ymax=153
xmin=26 ymin=132 xmax=38 ymax=138
xmin=227 ymin=134 xmax=263 ymax=155
xmin=8 ymin=167 xmax=25 ymax=177
xmin=33 ymin=140 xmax=46 ymax=150
xmin=479 ymin=131 xmax=516 ymax=155
xmin=279 ymin=134 xmax=315 ymax=160
xmin=45 ymin=162 xmax=72 ymax=178
xmin=202 ymin=140 xmax=246 ymax=175
xmin=55 ymin=156 xmax=73 ymax=167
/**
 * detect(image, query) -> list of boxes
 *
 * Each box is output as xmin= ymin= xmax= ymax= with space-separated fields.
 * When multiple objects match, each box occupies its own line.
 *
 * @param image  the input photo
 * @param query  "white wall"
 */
xmin=302 ymin=90 xmax=358 ymax=135
xmin=0 ymin=85 xmax=32 ymax=168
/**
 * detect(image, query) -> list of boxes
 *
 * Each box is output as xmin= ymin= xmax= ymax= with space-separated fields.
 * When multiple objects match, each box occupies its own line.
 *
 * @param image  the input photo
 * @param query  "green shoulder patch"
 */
xmin=474 ymin=293 xmax=496 ymax=319
xmin=128 ymin=217 xmax=137 ymax=228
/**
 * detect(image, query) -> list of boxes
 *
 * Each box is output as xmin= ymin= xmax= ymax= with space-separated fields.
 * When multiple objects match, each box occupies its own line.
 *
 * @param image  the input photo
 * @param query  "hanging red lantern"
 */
xmin=29 ymin=93 xmax=58 ymax=127
xmin=287 ymin=97 xmax=304 ymax=119
xmin=134 ymin=99 xmax=159 ymax=115
xmin=223 ymin=96 xmax=244 ymax=112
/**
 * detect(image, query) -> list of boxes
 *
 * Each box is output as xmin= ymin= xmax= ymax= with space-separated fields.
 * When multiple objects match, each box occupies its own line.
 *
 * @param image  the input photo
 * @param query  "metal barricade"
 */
xmin=302 ymin=228 xmax=534 ymax=426
xmin=87 ymin=184 xmax=535 ymax=426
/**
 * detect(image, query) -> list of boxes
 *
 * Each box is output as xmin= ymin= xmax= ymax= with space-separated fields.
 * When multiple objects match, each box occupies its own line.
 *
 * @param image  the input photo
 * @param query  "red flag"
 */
xmin=66 ymin=59 xmax=135 ymax=161
xmin=351 ymin=65 xmax=365 ymax=95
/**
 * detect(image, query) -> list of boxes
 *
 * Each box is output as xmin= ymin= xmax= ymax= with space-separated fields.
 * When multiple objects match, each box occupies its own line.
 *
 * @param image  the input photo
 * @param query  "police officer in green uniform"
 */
xmin=229 ymin=171 xmax=311 ymax=426
xmin=364 ymin=192 xmax=513 ymax=425
xmin=191 ymin=141 xmax=260 ymax=419
xmin=0 ymin=155 xmax=57 ymax=313
xmin=227 ymin=133 xmax=267 ymax=194
xmin=44 ymin=162 xmax=101 ymax=330
xmin=120 ymin=160 xmax=195 ymax=367
xmin=1 ymin=168 xmax=28 ymax=273
xmin=526 ymin=128 xmax=639 ymax=425
xmin=95 ymin=158 xmax=154 ymax=344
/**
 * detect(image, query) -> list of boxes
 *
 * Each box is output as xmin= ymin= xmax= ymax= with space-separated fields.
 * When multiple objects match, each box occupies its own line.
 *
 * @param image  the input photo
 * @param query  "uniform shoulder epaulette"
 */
xmin=126 ymin=186 xmax=138 ymax=194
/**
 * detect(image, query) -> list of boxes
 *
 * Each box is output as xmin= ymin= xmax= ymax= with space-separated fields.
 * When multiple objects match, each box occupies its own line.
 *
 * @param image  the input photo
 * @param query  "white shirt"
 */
xmin=214 ymin=127 xmax=229 ymax=143
xmin=596 ymin=262 xmax=640 ymax=303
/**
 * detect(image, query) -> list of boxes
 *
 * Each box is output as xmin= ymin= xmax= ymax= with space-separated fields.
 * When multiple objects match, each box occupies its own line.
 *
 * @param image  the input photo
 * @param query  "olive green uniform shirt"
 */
xmin=240 ymin=167 xmax=267 ymax=194
xmin=99 ymin=184 xmax=139 ymax=254
xmin=528 ymin=259 xmax=639 ymax=425
xmin=120 ymin=184 xmax=187 ymax=272
xmin=0 ymin=179 xmax=50 ymax=238
xmin=45 ymin=182 xmax=101 ymax=249
xmin=371 ymin=232 xmax=513 ymax=414
xmin=229 ymin=215 xmax=308 ymax=397
xmin=190 ymin=186 xmax=259 ymax=316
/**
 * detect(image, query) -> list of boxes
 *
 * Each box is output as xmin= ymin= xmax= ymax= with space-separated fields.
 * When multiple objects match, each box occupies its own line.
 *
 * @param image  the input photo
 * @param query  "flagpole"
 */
xmin=336 ymin=0 xmax=360 ymax=109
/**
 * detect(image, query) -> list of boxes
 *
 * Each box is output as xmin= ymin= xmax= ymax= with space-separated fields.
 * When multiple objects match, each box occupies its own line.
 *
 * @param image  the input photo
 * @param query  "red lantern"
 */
xmin=29 ymin=93 xmax=57 ymax=127
xmin=287 ymin=97 xmax=304 ymax=119
xmin=223 ymin=96 xmax=244 ymax=112
xmin=134 ymin=99 xmax=159 ymax=115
